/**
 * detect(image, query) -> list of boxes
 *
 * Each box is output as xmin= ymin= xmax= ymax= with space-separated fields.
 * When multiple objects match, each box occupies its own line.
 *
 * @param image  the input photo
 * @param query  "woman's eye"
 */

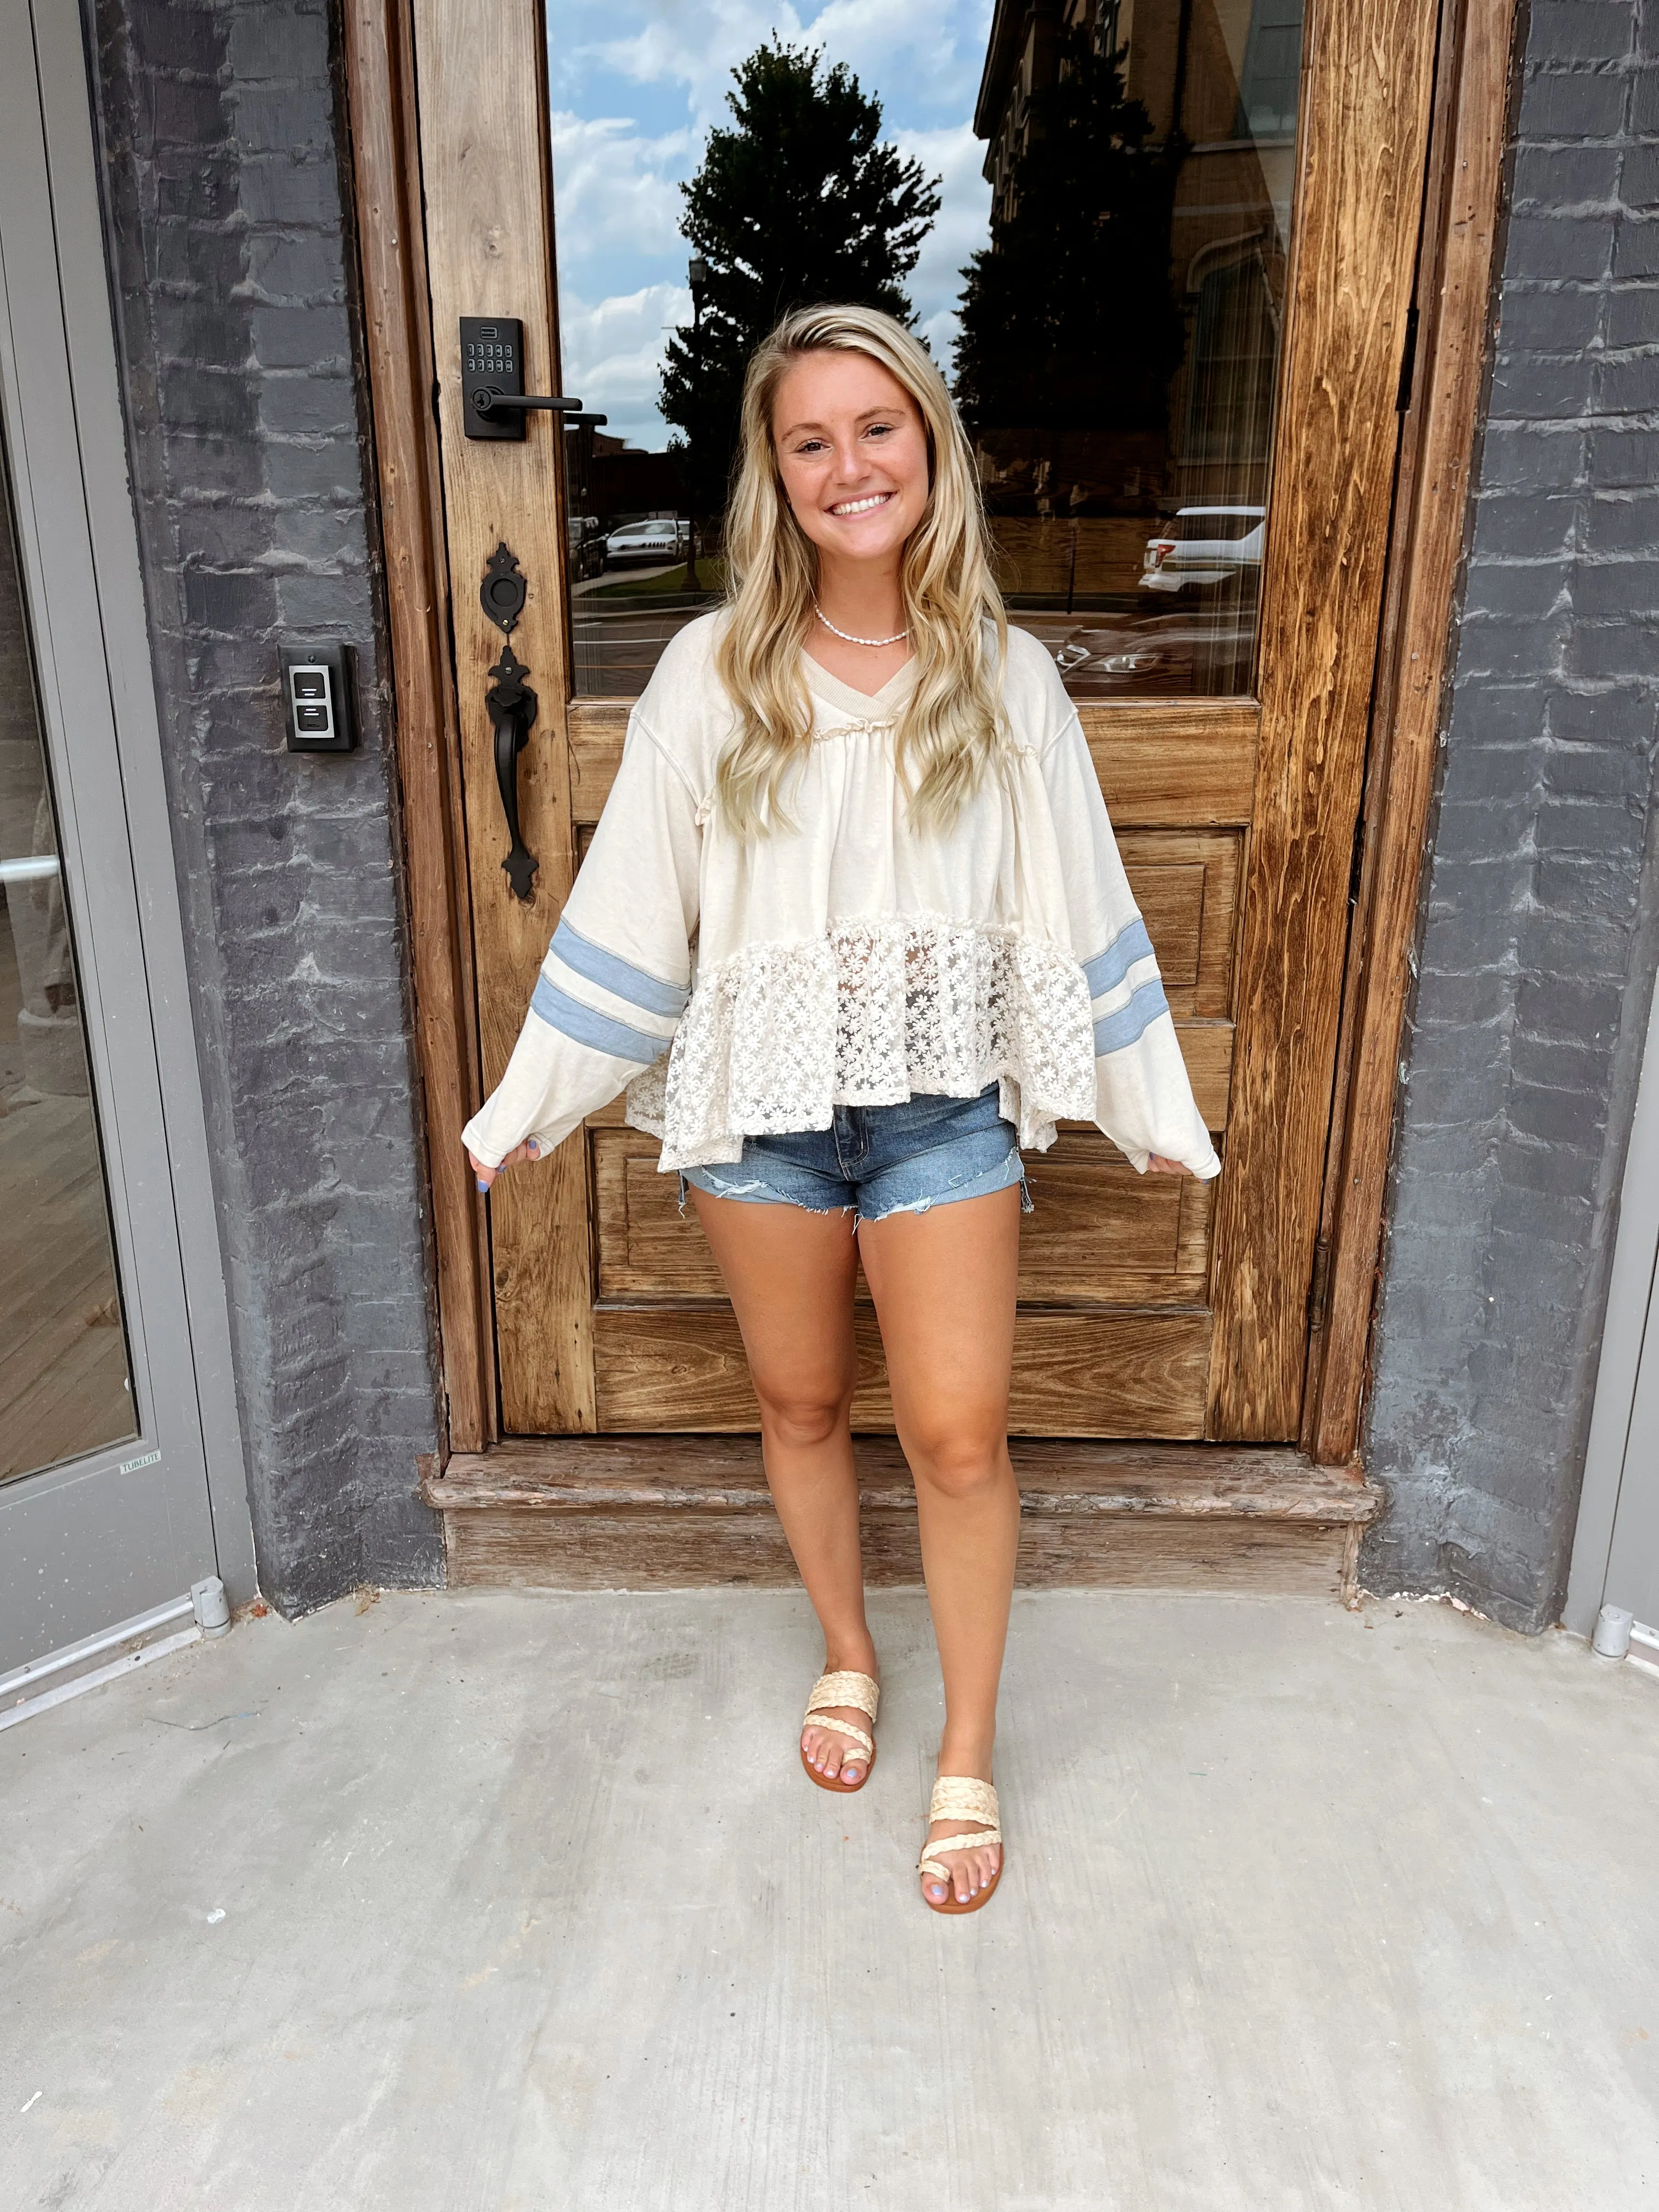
xmin=866 ymin=423 xmax=894 ymax=438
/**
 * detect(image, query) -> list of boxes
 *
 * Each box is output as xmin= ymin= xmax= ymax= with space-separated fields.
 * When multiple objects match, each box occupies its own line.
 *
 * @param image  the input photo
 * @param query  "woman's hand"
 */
xmin=1147 ymin=1155 xmax=1189 ymax=1176
xmin=469 ymin=1137 xmax=540 ymax=1193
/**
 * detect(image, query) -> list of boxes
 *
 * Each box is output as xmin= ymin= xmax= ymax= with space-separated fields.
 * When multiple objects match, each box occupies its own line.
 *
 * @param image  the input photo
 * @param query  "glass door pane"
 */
xmin=0 ymin=430 xmax=135 ymax=1481
xmin=546 ymin=0 xmax=1301 ymax=701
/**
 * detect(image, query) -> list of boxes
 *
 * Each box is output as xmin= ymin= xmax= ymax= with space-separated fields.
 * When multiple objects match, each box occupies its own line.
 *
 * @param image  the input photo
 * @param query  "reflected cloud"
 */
xmin=550 ymin=1 xmax=993 ymax=445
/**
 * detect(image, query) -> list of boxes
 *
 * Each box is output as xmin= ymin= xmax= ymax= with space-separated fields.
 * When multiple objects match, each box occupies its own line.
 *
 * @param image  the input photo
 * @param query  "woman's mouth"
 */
xmin=827 ymin=491 xmax=894 ymax=518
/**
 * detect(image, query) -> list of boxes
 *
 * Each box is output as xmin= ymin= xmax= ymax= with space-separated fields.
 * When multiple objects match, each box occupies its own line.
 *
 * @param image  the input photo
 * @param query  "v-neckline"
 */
xmin=801 ymin=650 xmax=917 ymax=718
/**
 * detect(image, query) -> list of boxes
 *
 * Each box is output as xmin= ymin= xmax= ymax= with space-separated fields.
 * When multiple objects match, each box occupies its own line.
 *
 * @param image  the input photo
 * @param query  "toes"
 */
xmin=926 ymin=1879 xmax=949 ymax=1904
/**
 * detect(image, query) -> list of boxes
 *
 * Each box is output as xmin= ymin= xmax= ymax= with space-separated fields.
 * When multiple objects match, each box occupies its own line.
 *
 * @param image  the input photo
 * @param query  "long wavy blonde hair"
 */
xmin=713 ymin=303 xmax=1009 ymax=839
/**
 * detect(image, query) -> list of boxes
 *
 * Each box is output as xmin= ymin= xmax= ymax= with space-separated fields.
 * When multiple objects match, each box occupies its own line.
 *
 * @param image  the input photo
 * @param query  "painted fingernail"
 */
xmin=476 ymin=1178 xmax=488 ymax=1192
xmin=527 ymin=1138 xmax=539 ymax=1156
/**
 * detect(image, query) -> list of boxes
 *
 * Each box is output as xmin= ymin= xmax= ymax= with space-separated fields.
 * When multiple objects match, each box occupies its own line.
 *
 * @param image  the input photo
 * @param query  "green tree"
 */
xmin=953 ymin=30 xmax=1186 ymax=435
xmin=661 ymin=43 xmax=940 ymax=515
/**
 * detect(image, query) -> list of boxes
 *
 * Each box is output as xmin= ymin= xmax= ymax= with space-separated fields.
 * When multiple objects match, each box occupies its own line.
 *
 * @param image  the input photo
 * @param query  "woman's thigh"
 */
xmin=856 ymin=1185 xmax=1022 ymax=1462
xmin=690 ymin=1188 xmax=861 ymax=1417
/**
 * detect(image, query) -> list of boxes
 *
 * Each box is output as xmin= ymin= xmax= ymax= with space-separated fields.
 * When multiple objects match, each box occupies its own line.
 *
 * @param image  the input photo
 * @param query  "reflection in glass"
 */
xmin=0 ymin=430 xmax=135 ymax=1482
xmin=551 ymin=0 xmax=1301 ymax=702
xmin=961 ymin=0 xmax=1299 ymax=697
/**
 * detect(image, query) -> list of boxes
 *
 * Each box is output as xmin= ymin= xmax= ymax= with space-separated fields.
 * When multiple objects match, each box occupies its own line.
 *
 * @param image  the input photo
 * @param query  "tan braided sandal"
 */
xmin=799 ymin=1669 xmax=880 ymax=1793
xmin=917 ymin=1776 xmax=1003 ymax=1914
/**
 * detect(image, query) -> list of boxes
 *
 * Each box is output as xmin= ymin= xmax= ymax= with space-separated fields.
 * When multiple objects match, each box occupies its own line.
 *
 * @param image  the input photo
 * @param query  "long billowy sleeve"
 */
xmin=1040 ymin=711 xmax=1221 ymax=1180
xmin=461 ymin=715 xmax=701 ymax=1170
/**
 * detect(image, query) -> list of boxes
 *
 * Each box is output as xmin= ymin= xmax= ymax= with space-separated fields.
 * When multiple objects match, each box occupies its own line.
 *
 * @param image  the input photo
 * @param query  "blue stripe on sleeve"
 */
xmin=1093 ymin=977 xmax=1170 ymax=1057
xmin=1082 ymin=918 xmax=1156 ymax=1002
xmin=531 ymin=977 xmax=665 ymax=1064
xmin=552 ymin=918 xmax=687 ymax=1018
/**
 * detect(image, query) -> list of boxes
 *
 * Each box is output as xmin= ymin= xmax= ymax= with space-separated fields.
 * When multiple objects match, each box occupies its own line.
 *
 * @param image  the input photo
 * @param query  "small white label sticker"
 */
xmin=118 ymin=1449 xmax=162 ymax=1475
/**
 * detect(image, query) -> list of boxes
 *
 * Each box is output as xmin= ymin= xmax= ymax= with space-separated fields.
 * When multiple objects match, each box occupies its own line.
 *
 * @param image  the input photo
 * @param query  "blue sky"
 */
xmin=547 ymin=0 xmax=995 ymax=448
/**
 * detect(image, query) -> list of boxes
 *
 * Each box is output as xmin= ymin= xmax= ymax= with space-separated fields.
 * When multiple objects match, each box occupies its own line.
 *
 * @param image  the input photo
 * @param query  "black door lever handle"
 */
xmin=469 ymin=388 xmax=585 ymax=417
xmin=460 ymin=315 xmax=583 ymax=441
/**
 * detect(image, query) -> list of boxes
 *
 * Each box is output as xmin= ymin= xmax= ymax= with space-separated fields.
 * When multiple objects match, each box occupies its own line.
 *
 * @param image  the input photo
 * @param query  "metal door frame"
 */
xmin=1566 ymin=966 xmax=1659 ymax=1639
xmin=0 ymin=0 xmax=252 ymax=1667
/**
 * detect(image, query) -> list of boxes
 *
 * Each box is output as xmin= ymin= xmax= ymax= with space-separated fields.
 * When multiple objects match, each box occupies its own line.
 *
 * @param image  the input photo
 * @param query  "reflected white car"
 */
xmin=603 ymin=517 xmax=691 ymax=566
xmin=1141 ymin=506 xmax=1266 ymax=591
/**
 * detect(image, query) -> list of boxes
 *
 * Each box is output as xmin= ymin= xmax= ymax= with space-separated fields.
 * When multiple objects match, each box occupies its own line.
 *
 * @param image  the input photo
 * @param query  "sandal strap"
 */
xmin=806 ymin=1671 xmax=879 ymax=1723
xmin=917 ymin=1831 xmax=1001 ymax=1880
xmin=803 ymin=1714 xmax=874 ymax=1760
xmin=928 ymin=1775 xmax=998 ymax=1826
xmin=918 ymin=1775 xmax=1001 ymax=1878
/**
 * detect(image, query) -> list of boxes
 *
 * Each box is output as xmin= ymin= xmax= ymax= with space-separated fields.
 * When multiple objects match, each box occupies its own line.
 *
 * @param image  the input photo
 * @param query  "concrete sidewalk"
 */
xmin=2 ymin=1585 xmax=1655 ymax=2210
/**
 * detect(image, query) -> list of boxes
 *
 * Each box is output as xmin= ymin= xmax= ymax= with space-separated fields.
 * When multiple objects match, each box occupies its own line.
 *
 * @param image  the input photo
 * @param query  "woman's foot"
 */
xmin=918 ymin=1756 xmax=1002 ymax=1908
xmin=800 ymin=1652 xmax=880 ymax=1787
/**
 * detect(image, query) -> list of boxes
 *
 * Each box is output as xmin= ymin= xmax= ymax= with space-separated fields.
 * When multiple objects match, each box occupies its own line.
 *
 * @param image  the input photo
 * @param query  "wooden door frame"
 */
xmin=341 ymin=0 xmax=1520 ymax=1469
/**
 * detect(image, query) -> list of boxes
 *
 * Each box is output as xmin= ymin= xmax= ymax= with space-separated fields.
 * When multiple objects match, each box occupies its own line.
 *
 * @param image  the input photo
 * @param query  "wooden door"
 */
xmin=406 ymin=0 xmax=1439 ymax=1446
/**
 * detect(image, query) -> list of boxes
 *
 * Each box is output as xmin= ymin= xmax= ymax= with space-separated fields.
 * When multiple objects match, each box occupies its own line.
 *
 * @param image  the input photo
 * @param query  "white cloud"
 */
xmin=548 ymin=2 xmax=996 ymax=439
xmin=558 ymin=281 xmax=692 ymax=446
xmin=578 ymin=0 xmax=990 ymax=131
xmin=550 ymin=111 xmax=693 ymax=273
xmin=891 ymin=122 xmax=990 ymax=365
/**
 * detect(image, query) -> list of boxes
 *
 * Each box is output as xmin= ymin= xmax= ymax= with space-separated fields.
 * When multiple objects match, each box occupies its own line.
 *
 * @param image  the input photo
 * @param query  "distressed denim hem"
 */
xmin=860 ymin=1153 xmax=1032 ymax=1224
xmin=677 ymin=1167 xmax=858 ymax=1224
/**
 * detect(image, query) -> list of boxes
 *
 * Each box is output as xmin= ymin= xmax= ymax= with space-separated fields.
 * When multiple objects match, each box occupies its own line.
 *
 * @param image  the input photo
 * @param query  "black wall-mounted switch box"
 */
xmin=282 ymin=644 xmax=357 ymax=753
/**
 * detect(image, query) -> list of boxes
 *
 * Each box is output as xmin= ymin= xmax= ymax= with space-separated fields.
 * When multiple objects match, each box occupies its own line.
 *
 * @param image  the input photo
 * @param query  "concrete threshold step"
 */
xmin=425 ymin=1439 xmax=1379 ymax=1602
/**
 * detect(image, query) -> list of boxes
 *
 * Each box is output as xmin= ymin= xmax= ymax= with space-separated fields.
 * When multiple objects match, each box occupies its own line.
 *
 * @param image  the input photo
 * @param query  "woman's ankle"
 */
xmin=822 ymin=1630 xmax=879 ymax=1677
xmin=936 ymin=1728 xmax=995 ymax=1779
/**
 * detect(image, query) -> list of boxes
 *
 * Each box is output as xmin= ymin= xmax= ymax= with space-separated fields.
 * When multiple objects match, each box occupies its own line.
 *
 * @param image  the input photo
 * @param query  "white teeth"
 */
xmin=830 ymin=493 xmax=891 ymax=516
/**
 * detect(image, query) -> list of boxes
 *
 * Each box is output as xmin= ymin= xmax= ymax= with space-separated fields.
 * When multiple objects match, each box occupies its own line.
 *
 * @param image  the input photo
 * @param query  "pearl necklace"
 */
xmin=814 ymin=603 xmax=908 ymax=648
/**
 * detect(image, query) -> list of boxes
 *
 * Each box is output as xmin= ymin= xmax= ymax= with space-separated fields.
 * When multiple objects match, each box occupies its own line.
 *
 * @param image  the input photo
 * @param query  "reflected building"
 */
xmin=967 ymin=0 xmax=1301 ymax=696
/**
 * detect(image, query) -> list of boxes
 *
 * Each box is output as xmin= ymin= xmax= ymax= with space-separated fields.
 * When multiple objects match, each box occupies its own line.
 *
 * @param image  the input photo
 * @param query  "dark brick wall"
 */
xmin=89 ymin=0 xmax=443 ymax=1612
xmin=1364 ymin=0 xmax=1659 ymax=1631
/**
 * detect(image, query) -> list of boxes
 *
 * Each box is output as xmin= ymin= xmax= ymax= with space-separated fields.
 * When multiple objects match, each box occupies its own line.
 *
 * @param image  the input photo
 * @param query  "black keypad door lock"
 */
xmin=460 ymin=317 xmax=584 ymax=440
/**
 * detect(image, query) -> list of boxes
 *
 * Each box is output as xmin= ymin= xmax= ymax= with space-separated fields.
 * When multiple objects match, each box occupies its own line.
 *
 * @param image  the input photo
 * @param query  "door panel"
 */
xmin=591 ymin=1307 xmax=1212 ymax=1439
xmin=410 ymin=0 xmax=1438 ymax=1446
xmin=595 ymin=1126 xmax=1215 ymax=1310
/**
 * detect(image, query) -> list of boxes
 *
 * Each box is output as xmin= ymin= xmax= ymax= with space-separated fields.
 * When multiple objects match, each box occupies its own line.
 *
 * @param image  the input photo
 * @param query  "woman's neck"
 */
xmin=812 ymin=554 xmax=904 ymax=643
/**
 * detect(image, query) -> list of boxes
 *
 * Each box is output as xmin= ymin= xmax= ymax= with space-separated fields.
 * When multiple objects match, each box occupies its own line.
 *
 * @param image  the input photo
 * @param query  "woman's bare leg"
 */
xmin=690 ymin=1191 xmax=878 ymax=1781
xmin=857 ymin=1186 xmax=1022 ymax=1904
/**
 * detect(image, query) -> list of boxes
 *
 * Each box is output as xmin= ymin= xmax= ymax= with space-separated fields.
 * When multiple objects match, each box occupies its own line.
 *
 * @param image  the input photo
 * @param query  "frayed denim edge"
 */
xmin=676 ymin=1169 xmax=857 ymax=1225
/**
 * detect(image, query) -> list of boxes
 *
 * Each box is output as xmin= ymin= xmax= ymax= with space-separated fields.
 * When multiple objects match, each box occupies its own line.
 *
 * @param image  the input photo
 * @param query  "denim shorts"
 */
xmin=678 ymin=1082 xmax=1032 ymax=1226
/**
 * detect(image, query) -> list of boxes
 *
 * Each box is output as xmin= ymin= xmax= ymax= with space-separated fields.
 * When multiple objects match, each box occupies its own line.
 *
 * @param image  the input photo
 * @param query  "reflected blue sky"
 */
xmin=548 ymin=0 xmax=994 ymax=447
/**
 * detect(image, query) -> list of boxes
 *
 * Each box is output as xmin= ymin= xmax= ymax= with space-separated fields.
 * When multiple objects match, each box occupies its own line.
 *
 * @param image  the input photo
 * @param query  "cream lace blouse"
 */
xmin=462 ymin=614 xmax=1221 ymax=1181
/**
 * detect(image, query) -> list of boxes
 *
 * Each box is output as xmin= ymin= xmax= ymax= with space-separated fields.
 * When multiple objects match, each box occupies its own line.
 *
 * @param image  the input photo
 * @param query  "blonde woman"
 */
xmin=464 ymin=304 xmax=1218 ymax=1914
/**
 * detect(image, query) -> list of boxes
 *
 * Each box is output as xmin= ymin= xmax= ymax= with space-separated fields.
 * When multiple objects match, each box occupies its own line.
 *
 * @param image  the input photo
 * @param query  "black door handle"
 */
xmin=460 ymin=315 xmax=582 ymax=441
xmin=486 ymin=644 xmax=539 ymax=900
xmin=469 ymin=390 xmax=585 ymax=419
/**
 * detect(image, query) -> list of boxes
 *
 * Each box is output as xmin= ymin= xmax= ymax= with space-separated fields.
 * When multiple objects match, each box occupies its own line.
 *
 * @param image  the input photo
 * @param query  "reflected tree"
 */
xmin=953 ymin=29 xmax=1186 ymax=436
xmin=661 ymin=43 xmax=940 ymax=518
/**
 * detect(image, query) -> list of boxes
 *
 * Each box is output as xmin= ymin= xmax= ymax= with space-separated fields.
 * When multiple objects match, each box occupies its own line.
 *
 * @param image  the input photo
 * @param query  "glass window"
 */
xmin=0 ymin=430 xmax=135 ymax=1482
xmin=548 ymin=0 xmax=1301 ymax=702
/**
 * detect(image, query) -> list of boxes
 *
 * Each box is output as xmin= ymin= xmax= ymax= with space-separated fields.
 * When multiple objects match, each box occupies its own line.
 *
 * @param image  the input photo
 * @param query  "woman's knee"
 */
xmin=755 ymin=1386 xmax=852 ymax=1451
xmin=905 ymin=1422 xmax=1011 ymax=1500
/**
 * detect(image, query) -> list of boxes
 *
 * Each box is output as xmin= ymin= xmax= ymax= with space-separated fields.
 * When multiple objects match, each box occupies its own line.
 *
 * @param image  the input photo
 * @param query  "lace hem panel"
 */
xmin=644 ymin=915 xmax=1098 ymax=1170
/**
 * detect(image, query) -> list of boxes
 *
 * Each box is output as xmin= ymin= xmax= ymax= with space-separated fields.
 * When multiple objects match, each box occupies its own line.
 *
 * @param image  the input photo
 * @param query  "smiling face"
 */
xmin=771 ymin=349 xmax=932 ymax=574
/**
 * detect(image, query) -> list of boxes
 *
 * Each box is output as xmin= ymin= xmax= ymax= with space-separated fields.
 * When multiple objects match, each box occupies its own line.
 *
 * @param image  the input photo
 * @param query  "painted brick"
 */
xmin=91 ymin=0 xmax=442 ymax=1617
xmin=1525 ymin=0 xmax=1637 ymax=59
xmin=1496 ymin=284 xmax=1607 ymax=351
xmin=1365 ymin=0 xmax=1659 ymax=1634
xmin=1604 ymin=285 xmax=1659 ymax=346
xmin=1512 ymin=143 xmax=1625 ymax=201
xmin=1612 ymin=219 xmax=1659 ymax=276
xmin=1502 ymin=212 xmax=1617 ymax=285
xmin=1520 ymin=68 xmax=1631 ymax=136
